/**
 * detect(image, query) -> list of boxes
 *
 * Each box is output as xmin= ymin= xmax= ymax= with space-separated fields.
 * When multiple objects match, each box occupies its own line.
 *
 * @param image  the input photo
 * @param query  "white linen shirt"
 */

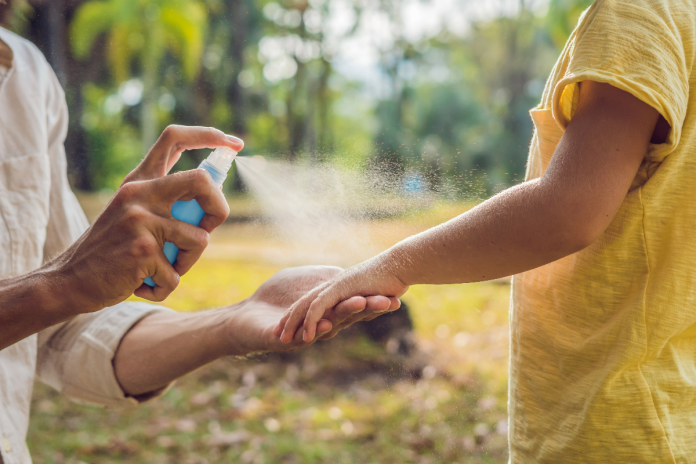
xmin=0 ymin=27 xmax=171 ymax=464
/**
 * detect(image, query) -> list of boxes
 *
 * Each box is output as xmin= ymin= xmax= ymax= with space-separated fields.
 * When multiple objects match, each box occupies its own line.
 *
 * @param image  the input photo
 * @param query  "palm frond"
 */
xmin=107 ymin=23 xmax=136 ymax=82
xmin=70 ymin=1 xmax=116 ymax=59
xmin=160 ymin=2 xmax=207 ymax=81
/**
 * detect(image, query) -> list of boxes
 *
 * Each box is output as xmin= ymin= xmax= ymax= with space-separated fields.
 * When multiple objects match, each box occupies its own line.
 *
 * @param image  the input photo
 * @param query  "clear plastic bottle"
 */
xmin=144 ymin=147 xmax=237 ymax=287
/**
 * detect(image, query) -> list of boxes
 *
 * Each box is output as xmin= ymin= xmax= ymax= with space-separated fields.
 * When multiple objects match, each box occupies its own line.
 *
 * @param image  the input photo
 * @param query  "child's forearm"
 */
xmin=384 ymin=81 xmax=662 ymax=286
xmin=384 ymin=176 xmax=591 ymax=286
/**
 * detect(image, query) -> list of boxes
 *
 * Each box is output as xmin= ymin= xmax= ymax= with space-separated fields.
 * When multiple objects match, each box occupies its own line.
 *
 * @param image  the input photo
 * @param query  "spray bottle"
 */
xmin=144 ymin=147 xmax=238 ymax=287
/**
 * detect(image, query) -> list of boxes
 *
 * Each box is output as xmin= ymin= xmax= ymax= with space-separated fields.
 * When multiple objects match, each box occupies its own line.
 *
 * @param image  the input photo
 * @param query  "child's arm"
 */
xmin=276 ymin=81 xmax=663 ymax=343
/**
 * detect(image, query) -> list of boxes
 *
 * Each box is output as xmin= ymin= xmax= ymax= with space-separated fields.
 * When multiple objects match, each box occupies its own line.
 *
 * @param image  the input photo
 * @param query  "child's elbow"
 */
xmin=558 ymin=215 xmax=607 ymax=254
xmin=568 ymin=227 xmax=602 ymax=253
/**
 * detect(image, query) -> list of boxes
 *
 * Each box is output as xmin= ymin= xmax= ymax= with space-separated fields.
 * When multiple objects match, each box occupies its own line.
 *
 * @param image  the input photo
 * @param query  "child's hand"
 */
xmin=274 ymin=256 xmax=409 ymax=344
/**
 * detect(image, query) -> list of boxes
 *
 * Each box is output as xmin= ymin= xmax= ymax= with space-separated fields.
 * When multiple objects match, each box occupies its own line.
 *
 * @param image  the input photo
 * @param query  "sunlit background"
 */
xmin=3 ymin=0 xmax=590 ymax=193
xmin=1 ymin=1 xmax=593 ymax=463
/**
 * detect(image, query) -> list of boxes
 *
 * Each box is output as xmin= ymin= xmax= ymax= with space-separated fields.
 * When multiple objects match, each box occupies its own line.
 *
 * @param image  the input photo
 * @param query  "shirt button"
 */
xmin=2 ymin=438 xmax=11 ymax=452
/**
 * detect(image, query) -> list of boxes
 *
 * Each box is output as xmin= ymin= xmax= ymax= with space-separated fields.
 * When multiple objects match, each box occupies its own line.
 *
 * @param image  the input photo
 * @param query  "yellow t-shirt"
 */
xmin=511 ymin=0 xmax=696 ymax=462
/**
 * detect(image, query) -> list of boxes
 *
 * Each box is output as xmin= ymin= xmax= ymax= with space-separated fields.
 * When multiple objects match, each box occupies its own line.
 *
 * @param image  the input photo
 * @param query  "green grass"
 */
xmin=27 ymin=199 xmax=511 ymax=464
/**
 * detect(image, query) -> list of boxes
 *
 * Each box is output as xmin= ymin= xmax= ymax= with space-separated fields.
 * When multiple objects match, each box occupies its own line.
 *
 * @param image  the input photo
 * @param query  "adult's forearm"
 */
xmin=0 ymin=268 xmax=84 ymax=350
xmin=113 ymin=308 xmax=236 ymax=397
xmin=385 ymin=178 xmax=590 ymax=286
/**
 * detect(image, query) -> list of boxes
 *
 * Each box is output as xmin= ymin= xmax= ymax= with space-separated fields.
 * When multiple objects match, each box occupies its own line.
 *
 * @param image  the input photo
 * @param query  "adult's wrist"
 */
xmin=219 ymin=300 xmax=263 ymax=357
xmin=0 ymin=267 xmax=86 ymax=345
xmin=204 ymin=307 xmax=246 ymax=358
xmin=34 ymin=264 xmax=100 ymax=321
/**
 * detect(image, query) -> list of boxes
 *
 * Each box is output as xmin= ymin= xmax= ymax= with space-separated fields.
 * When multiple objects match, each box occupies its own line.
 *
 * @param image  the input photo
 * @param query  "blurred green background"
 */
xmin=2 ymin=0 xmax=591 ymax=194
xmin=0 ymin=1 xmax=596 ymax=463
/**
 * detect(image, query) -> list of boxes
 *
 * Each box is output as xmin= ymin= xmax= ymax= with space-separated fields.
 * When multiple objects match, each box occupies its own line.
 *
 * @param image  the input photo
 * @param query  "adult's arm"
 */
xmin=0 ymin=125 xmax=243 ymax=351
xmin=36 ymin=301 xmax=175 ymax=406
xmin=278 ymin=81 xmax=664 ymax=343
xmin=112 ymin=266 xmax=400 ymax=397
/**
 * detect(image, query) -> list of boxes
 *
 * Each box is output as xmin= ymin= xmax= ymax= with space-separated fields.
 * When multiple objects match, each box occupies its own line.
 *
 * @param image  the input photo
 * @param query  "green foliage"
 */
xmin=69 ymin=1 xmax=116 ymax=62
xmin=70 ymin=0 xmax=206 ymax=83
xmin=20 ymin=0 xmax=590 ymax=192
xmin=70 ymin=0 xmax=208 ymax=150
xmin=80 ymin=83 xmax=143 ymax=189
xmin=159 ymin=3 xmax=207 ymax=80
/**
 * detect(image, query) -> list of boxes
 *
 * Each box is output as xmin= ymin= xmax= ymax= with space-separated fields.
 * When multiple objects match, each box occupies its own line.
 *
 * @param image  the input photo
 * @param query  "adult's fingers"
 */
xmin=278 ymin=282 xmax=400 ymax=344
xmin=158 ymin=218 xmax=210 ymax=276
xmin=317 ymin=296 xmax=395 ymax=340
xmin=278 ymin=293 xmax=316 ymax=344
xmin=280 ymin=318 xmax=332 ymax=350
xmin=318 ymin=296 xmax=367 ymax=327
xmin=147 ymin=169 xmax=230 ymax=232
xmin=317 ymin=319 xmax=333 ymax=336
xmin=315 ymin=297 xmax=366 ymax=340
xmin=334 ymin=296 xmax=368 ymax=317
xmin=125 ymin=126 xmax=243 ymax=183
xmin=359 ymin=297 xmax=401 ymax=322
xmin=133 ymin=251 xmax=180 ymax=301
xmin=364 ymin=295 xmax=392 ymax=312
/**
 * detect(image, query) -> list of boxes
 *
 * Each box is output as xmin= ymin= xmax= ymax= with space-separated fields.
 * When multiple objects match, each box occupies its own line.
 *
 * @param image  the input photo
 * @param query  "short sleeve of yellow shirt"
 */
xmin=511 ymin=1 xmax=696 ymax=463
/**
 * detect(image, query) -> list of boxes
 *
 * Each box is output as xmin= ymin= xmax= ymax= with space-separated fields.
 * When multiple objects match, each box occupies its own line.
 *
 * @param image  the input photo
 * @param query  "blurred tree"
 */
xmin=253 ymin=0 xmax=342 ymax=160
xmin=3 ymin=0 xmax=594 ymax=193
xmin=70 ymin=0 xmax=207 ymax=150
xmin=363 ymin=2 xmax=523 ymax=190
xmin=226 ymin=0 xmax=250 ymax=136
xmin=466 ymin=5 xmax=546 ymax=184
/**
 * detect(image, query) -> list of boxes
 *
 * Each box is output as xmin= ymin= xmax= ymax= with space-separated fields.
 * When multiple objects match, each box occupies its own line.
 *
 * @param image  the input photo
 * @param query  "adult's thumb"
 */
xmin=122 ymin=125 xmax=244 ymax=185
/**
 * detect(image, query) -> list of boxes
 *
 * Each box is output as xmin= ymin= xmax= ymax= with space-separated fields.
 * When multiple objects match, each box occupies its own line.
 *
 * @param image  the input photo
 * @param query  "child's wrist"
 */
xmin=376 ymin=246 xmax=411 ymax=287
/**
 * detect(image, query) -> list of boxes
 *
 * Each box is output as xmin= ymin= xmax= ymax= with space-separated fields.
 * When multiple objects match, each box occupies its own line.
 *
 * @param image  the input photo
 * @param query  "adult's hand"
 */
xmin=275 ymin=257 xmax=409 ymax=344
xmin=49 ymin=125 xmax=243 ymax=310
xmin=223 ymin=266 xmax=402 ymax=354
xmin=114 ymin=265 xmax=401 ymax=396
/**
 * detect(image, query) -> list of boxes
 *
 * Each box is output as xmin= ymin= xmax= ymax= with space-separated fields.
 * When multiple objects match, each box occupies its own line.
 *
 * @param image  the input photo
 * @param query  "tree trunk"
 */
xmin=226 ymin=0 xmax=247 ymax=135
xmin=27 ymin=0 xmax=92 ymax=190
xmin=47 ymin=0 xmax=68 ymax=86
xmin=287 ymin=61 xmax=306 ymax=160
xmin=141 ymin=55 xmax=158 ymax=152
xmin=226 ymin=0 xmax=249 ymax=192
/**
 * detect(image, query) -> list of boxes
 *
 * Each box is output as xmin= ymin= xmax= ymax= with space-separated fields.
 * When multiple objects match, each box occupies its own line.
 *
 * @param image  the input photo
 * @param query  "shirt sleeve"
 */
xmin=36 ymin=302 xmax=176 ymax=407
xmin=42 ymin=61 xmax=90 ymax=261
xmin=552 ymin=0 xmax=693 ymax=163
